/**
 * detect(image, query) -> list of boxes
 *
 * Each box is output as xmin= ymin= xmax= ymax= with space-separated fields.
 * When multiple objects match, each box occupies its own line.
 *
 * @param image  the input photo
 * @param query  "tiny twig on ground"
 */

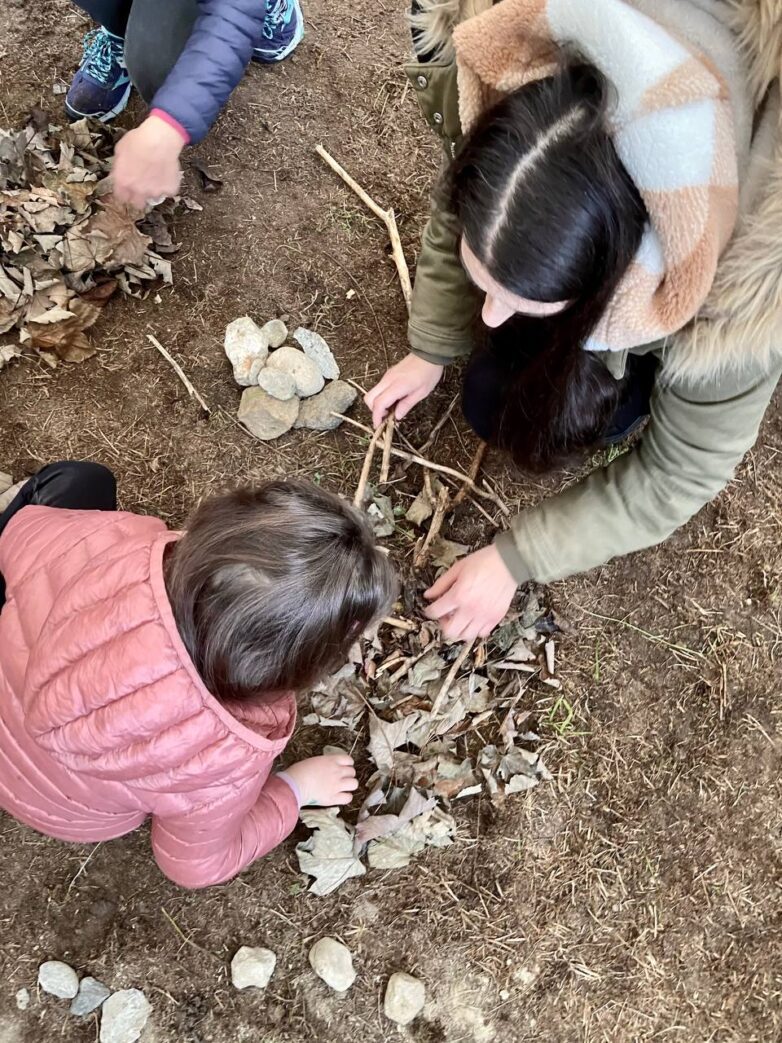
xmin=417 ymin=394 xmax=459 ymax=456
xmin=146 ymin=334 xmax=210 ymax=414
xmin=381 ymin=615 xmax=418 ymax=632
xmin=161 ymin=908 xmax=219 ymax=961
xmin=453 ymin=441 xmax=488 ymax=508
xmin=430 ymin=639 xmax=476 ymax=718
xmin=379 ymin=416 xmax=395 ymax=484
xmin=414 ymin=482 xmax=450 ymax=568
xmin=315 ymin=145 xmax=412 ymax=311
xmin=353 ymin=418 xmax=389 ymax=507
xmin=335 ymin=413 xmax=511 ymax=515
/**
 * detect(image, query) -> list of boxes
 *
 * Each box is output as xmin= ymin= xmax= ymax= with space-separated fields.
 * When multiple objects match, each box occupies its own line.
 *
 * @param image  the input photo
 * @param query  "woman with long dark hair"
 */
xmin=366 ymin=0 xmax=782 ymax=640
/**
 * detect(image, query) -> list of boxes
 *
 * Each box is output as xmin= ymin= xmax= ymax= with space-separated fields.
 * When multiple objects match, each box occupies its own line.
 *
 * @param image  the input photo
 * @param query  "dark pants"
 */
xmin=73 ymin=0 xmax=197 ymax=102
xmin=462 ymin=349 xmax=659 ymax=446
xmin=0 ymin=462 xmax=117 ymax=610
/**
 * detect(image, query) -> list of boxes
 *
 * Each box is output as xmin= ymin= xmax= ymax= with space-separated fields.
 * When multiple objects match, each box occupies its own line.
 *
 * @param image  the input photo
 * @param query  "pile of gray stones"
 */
xmin=224 ymin=318 xmax=358 ymax=440
xmin=26 ymin=942 xmax=426 ymax=1040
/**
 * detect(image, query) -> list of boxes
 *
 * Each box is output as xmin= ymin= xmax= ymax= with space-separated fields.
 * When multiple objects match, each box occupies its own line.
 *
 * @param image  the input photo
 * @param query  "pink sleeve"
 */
xmin=150 ymin=774 xmax=300 ymax=889
xmin=150 ymin=108 xmax=190 ymax=144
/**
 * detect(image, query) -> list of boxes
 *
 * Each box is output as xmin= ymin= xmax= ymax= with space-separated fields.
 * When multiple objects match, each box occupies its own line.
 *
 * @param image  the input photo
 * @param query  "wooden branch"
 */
xmin=453 ymin=441 xmax=487 ymax=509
xmin=316 ymin=145 xmax=412 ymax=312
xmin=430 ymin=639 xmax=476 ymax=718
xmin=334 ymin=413 xmax=510 ymax=516
xmin=147 ymin=335 xmax=210 ymax=414
xmin=414 ymin=482 xmax=450 ymax=568
xmin=379 ymin=416 xmax=395 ymax=484
xmin=353 ymin=418 xmax=388 ymax=508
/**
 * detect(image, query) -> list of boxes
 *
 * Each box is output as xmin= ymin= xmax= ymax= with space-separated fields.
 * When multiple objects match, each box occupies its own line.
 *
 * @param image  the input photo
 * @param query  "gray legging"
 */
xmin=74 ymin=0 xmax=197 ymax=102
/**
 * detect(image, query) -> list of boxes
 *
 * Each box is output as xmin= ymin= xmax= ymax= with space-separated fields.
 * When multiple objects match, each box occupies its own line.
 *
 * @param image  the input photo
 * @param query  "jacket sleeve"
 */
xmin=494 ymin=357 xmax=782 ymax=584
xmin=408 ymin=198 xmax=482 ymax=365
xmin=150 ymin=0 xmax=266 ymax=144
xmin=150 ymin=772 xmax=300 ymax=889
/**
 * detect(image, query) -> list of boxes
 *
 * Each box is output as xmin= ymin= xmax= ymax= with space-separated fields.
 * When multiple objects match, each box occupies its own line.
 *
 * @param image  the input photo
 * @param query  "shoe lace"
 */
xmin=81 ymin=28 xmax=123 ymax=85
xmin=262 ymin=0 xmax=289 ymax=39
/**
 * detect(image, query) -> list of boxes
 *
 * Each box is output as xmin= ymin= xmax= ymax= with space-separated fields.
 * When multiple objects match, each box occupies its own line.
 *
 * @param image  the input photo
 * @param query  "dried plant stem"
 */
xmin=453 ymin=441 xmax=488 ymax=508
xmin=417 ymin=394 xmax=459 ymax=456
xmin=430 ymin=639 xmax=476 ymax=718
xmin=353 ymin=418 xmax=388 ymax=507
xmin=379 ymin=416 xmax=395 ymax=483
xmin=381 ymin=615 xmax=418 ymax=633
xmin=414 ymin=482 xmax=450 ymax=568
xmin=335 ymin=413 xmax=510 ymax=515
xmin=147 ymin=335 xmax=210 ymax=414
xmin=315 ymin=145 xmax=412 ymax=310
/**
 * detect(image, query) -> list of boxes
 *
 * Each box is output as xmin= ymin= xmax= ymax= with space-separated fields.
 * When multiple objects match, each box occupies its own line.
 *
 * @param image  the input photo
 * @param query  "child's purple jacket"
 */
xmin=0 ymin=506 xmax=298 ymax=888
xmin=153 ymin=0 xmax=267 ymax=143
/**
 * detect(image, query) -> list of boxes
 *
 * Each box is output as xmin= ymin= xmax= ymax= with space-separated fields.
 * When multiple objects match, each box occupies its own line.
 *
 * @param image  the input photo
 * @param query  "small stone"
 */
xmin=293 ymin=327 xmax=340 ymax=380
xmin=384 ymin=972 xmax=426 ymax=1026
xmin=294 ymin=381 xmax=358 ymax=431
xmin=309 ymin=938 xmax=356 ymax=993
xmin=15 ymin=988 xmax=30 ymax=1011
xmin=262 ymin=319 xmax=288 ymax=349
xmin=231 ymin=946 xmax=277 ymax=990
xmin=0 ymin=471 xmax=12 ymax=494
xmin=37 ymin=960 xmax=79 ymax=1000
xmin=257 ymin=368 xmax=297 ymax=401
xmin=70 ymin=977 xmax=111 ymax=1017
xmin=266 ymin=346 xmax=324 ymax=398
xmin=224 ymin=316 xmax=270 ymax=386
xmin=238 ymin=387 xmax=299 ymax=440
xmin=99 ymin=989 xmax=151 ymax=1043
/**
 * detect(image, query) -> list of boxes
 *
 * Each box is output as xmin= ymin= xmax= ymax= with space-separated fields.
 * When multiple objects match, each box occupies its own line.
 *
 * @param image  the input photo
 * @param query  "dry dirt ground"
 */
xmin=1 ymin=2 xmax=781 ymax=1041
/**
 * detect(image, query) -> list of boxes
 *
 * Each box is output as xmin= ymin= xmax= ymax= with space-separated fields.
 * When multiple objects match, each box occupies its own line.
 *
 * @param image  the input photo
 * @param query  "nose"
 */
xmin=482 ymin=294 xmax=515 ymax=328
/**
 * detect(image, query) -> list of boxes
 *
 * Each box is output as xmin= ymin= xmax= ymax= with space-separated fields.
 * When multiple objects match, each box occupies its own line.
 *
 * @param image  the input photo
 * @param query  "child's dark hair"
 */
xmin=450 ymin=59 xmax=647 ymax=473
xmin=165 ymin=480 xmax=396 ymax=701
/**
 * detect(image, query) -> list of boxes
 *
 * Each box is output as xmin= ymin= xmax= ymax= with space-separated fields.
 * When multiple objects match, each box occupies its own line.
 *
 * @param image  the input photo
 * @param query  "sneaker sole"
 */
xmin=64 ymin=81 xmax=133 ymax=123
xmin=253 ymin=2 xmax=304 ymax=63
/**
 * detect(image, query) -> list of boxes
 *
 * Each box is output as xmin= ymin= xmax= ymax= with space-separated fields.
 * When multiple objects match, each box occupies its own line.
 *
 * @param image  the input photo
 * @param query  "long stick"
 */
xmin=430 ymin=639 xmax=476 ymax=718
xmin=316 ymin=144 xmax=412 ymax=310
xmin=335 ymin=414 xmax=510 ymax=515
xmin=147 ymin=335 xmax=210 ymax=414
xmin=353 ymin=418 xmax=388 ymax=507
xmin=453 ymin=441 xmax=488 ymax=509
xmin=379 ymin=416 xmax=395 ymax=483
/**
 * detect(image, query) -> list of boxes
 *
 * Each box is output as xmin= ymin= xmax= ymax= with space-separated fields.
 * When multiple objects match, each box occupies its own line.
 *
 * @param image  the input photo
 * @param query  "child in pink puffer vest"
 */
xmin=0 ymin=462 xmax=395 ymax=888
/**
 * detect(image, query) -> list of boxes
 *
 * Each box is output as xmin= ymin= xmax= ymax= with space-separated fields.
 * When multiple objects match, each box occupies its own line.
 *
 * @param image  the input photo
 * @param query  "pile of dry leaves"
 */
xmin=296 ymin=555 xmax=565 ymax=895
xmin=0 ymin=110 xmax=182 ymax=367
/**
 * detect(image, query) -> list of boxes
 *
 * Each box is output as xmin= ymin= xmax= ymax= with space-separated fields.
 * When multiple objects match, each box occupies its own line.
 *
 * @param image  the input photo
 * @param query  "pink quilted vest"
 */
xmin=0 ymin=506 xmax=298 ymax=889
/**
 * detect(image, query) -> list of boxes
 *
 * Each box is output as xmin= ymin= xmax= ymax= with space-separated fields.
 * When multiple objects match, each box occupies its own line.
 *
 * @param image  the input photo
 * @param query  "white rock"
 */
xmin=238 ymin=387 xmax=299 ymax=440
xmin=262 ymin=319 xmax=288 ymax=349
xmin=231 ymin=947 xmax=276 ymax=990
xmin=294 ymin=381 xmax=358 ymax=431
xmin=266 ymin=346 xmax=324 ymax=398
xmin=224 ymin=316 xmax=270 ymax=386
xmin=99 ymin=989 xmax=151 ymax=1043
xmin=70 ymin=976 xmax=111 ymax=1017
xmin=308 ymin=938 xmax=356 ymax=993
xmin=257 ymin=368 xmax=297 ymax=401
xmin=293 ymin=327 xmax=340 ymax=380
xmin=0 ymin=471 xmax=12 ymax=494
xmin=384 ymin=972 xmax=426 ymax=1026
xmin=38 ymin=960 xmax=79 ymax=1000
xmin=15 ymin=988 xmax=30 ymax=1010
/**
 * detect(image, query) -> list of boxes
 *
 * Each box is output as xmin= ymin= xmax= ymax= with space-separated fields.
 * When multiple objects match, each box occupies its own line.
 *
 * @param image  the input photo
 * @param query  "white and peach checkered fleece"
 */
xmin=453 ymin=0 xmax=739 ymax=352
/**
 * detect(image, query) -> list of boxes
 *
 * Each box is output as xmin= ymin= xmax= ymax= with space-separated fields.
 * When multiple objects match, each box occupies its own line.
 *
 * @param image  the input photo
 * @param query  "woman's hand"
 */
xmin=283 ymin=754 xmax=358 ymax=808
xmin=424 ymin=544 xmax=517 ymax=641
xmin=364 ymin=354 xmax=444 ymax=428
xmin=111 ymin=115 xmax=185 ymax=210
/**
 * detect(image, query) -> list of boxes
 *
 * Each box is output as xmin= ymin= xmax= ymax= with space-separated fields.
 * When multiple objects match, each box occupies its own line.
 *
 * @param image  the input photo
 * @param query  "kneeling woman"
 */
xmin=366 ymin=0 xmax=782 ymax=640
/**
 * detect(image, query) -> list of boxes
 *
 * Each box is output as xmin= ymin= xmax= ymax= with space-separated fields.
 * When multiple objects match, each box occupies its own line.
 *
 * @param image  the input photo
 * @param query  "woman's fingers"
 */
xmin=425 ymin=564 xmax=460 ymax=601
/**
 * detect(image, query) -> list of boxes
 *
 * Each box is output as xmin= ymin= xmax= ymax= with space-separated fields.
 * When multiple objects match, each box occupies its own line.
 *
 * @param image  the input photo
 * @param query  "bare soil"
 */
xmin=1 ymin=2 xmax=781 ymax=1041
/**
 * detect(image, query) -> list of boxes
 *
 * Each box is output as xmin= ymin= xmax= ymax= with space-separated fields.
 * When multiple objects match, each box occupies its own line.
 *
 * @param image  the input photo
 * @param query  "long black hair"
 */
xmin=450 ymin=60 xmax=647 ymax=473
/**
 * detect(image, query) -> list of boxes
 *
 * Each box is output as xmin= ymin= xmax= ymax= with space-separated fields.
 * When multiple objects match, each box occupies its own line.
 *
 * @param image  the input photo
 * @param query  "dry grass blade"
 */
xmin=146 ymin=335 xmax=210 ymax=414
xmin=315 ymin=144 xmax=412 ymax=311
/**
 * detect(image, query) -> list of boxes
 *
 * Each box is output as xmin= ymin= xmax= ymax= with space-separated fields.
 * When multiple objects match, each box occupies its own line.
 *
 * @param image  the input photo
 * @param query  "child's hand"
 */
xmin=284 ymin=755 xmax=358 ymax=807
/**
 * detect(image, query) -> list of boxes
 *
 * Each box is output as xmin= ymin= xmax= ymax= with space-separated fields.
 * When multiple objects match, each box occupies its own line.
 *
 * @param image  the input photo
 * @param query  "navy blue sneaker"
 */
xmin=253 ymin=0 xmax=304 ymax=63
xmin=65 ymin=28 xmax=132 ymax=122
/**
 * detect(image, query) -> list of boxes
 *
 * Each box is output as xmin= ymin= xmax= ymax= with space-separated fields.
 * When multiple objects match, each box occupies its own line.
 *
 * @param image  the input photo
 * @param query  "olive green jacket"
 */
xmin=402 ymin=3 xmax=782 ymax=585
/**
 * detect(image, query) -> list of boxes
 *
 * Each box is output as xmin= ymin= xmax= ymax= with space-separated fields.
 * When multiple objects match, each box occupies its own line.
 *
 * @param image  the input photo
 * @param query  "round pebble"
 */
xmin=309 ymin=937 xmax=356 ymax=992
xmin=266 ymin=346 xmax=324 ymax=398
xmin=231 ymin=946 xmax=277 ymax=990
xmin=38 ymin=960 xmax=79 ymax=1000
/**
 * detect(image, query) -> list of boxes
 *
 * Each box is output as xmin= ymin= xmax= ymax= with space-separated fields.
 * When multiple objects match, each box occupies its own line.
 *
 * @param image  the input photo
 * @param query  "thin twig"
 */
xmin=380 ymin=416 xmax=395 ymax=483
xmin=430 ymin=639 xmax=476 ymax=718
xmin=161 ymin=908 xmax=219 ymax=961
xmin=335 ymin=413 xmax=510 ymax=515
xmin=353 ymin=418 xmax=388 ymax=507
xmin=417 ymin=394 xmax=459 ymax=456
xmin=414 ymin=482 xmax=450 ymax=568
xmin=453 ymin=441 xmax=488 ymax=509
xmin=316 ymin=145 xmax=412 ymax=310
xmin=381 ymin=615 xmax=418 ymax=633
xmin=146 ymin=335 xmax=210 ymax=413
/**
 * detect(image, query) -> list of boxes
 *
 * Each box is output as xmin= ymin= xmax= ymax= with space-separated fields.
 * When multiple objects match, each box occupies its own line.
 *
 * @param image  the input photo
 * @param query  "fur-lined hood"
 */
xmin=411 ymin=0 xmax=782 ymax=382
